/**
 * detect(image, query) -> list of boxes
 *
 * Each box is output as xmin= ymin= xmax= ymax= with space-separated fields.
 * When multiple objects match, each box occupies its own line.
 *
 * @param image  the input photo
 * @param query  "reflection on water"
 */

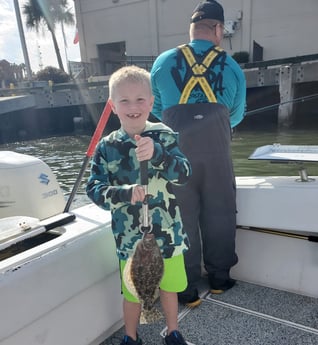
xmin=1 ymin=128 xmax=318 ymax=208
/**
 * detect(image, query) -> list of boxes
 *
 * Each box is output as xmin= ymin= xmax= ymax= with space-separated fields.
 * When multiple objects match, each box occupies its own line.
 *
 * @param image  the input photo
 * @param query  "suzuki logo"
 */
xmin=39 ymin=173 xmax=50 ymax=185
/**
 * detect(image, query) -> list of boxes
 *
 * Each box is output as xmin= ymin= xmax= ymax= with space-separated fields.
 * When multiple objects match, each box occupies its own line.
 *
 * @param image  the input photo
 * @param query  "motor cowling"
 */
xmin=0 ymin=151 xmax=66 ymax=220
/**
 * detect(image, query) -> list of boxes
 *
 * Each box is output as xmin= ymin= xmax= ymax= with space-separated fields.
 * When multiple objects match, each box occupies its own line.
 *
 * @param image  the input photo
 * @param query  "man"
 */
xmin=150 ymin=0 xmax=246 ymax=307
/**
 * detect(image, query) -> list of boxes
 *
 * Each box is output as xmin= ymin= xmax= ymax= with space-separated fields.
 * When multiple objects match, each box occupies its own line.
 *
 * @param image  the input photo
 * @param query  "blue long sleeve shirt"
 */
xmin=151 ymin=39 xmax=246 ymax=128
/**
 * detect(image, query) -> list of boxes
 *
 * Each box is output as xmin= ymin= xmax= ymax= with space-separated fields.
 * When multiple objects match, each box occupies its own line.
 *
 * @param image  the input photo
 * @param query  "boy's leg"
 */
xmin=123 ymin=299 xmax=141 ymax=340
xmin=120 ymin=260 xmax=142 ymax=341
xmin=160 ymin=255 xmax=187 ymax=334
xmin=160 ymin=290 xmax=178 ymax=335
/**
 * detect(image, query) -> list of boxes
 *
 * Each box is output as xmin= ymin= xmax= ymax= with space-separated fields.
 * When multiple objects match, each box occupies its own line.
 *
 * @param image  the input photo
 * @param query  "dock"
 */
xmin=1 ymin=54 xmax=318 ymax=143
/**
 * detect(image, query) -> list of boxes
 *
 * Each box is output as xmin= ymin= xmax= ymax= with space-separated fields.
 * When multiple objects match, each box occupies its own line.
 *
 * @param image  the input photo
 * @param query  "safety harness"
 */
xmin=178 ymin=44 xmax=224 ymax=104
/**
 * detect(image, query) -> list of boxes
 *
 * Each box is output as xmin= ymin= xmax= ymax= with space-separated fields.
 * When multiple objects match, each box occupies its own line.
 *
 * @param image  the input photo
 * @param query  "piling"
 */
xmin=278 ymin=65 xmax=295 ymax=128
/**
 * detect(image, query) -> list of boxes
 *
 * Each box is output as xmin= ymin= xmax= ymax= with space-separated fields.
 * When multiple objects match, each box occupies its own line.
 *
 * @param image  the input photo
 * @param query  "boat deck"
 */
xmin=100 ymin=277 xmax=318 ymax=345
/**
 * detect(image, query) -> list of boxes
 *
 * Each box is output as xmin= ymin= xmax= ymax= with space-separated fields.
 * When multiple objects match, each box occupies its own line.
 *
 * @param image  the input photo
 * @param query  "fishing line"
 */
xmin=246 ymin=92 xmax=318 ymax=116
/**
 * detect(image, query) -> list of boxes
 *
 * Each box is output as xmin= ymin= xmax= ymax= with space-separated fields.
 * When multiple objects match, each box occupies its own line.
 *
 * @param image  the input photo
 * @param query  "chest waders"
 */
xmin=162 ymin=44 xmax=238 ymax=289
xmin=162 ymin=44 xmax=231 ymax=153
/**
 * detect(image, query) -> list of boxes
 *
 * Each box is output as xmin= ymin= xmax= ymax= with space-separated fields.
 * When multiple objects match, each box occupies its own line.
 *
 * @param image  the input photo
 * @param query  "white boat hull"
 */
xmin=236 ymin=176 xmax=318 ymax=235
xmin=233 ymin=176 xmax=318 ymax=299
xmin=0 ymin=204 xmax=123 ymax=345
xmin=232 ymin=226 xmax=318 ymax=298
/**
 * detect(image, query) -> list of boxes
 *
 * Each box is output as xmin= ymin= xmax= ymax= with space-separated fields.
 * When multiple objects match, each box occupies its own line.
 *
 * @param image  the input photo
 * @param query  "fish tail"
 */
xmin=140 ymin=307 xmax=163 ymax=324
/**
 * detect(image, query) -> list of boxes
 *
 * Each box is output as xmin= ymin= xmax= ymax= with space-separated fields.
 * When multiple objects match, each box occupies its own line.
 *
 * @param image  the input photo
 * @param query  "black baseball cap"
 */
xmin=191 ymin=1 xmax=224 ymax=23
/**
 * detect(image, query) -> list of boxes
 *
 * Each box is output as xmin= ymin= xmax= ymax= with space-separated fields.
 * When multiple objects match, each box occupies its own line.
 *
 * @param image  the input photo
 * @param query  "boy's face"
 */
xmin=110 ymin=81 xmax=154 ymax=136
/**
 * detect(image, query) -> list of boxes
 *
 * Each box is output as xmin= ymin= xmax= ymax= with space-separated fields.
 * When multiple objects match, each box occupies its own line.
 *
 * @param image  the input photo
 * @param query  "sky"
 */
xmin=0 ymin=0 xmax=81 ymax=73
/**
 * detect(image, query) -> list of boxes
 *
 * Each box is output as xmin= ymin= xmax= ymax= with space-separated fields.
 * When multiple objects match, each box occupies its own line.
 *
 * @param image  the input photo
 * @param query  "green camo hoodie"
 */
xmin=86 ymin=121 xmax=191 ymax=260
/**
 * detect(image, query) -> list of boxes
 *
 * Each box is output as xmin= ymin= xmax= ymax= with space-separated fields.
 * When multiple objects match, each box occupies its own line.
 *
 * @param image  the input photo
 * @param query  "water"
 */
xmin=1 ymin=127 xmax=318 ymax=209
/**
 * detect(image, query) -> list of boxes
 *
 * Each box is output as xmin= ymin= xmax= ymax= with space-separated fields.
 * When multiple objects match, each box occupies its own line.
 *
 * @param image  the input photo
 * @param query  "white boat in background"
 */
xmin=0 ymin=145 xmax=318 ymax=345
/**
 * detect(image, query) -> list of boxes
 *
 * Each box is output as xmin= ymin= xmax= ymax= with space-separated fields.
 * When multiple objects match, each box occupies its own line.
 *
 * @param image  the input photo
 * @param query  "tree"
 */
xmin=36 ymin=66 xmax=70 ymax=83
xmin=0 ymin=60 xmax=15 ymax=87
xmin=23 ymin=0 xmax=75 ymax=72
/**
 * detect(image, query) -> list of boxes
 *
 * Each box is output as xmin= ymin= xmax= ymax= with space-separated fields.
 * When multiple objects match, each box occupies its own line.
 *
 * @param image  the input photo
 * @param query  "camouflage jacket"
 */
xmin=86 ymin=121 xmax=191 ymax=260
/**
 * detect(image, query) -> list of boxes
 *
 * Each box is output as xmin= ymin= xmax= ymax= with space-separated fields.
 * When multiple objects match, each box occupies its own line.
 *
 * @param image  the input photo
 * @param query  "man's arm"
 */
xmin=150 ymin=68 xmax=163 ymax=120
xmin=230 ymin=67 xmax=246 ymax=128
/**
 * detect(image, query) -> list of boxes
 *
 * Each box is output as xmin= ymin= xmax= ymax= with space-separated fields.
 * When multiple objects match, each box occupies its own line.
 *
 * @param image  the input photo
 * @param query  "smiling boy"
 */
xmin=86 ymin=66 xmax=192 ymax=345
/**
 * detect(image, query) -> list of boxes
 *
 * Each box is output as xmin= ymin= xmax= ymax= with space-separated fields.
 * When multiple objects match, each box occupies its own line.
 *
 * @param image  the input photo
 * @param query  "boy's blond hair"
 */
xmin=109 ymin=65 xmax=152 ymax=100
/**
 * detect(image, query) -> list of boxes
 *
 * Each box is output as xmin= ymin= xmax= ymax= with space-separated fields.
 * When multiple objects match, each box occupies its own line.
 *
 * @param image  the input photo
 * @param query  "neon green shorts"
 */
xmin=120 ymin=254 xmax=188 ymax=303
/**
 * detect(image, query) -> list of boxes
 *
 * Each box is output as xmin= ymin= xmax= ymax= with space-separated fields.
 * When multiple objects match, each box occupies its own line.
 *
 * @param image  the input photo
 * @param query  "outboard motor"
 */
xmin=0 ymin=151 xmax=66 ymax=220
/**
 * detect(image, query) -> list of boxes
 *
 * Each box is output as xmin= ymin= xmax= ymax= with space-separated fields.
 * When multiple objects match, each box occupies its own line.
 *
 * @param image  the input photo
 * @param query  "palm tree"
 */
xmin=23 ymin=0 xmax=75 ymax=72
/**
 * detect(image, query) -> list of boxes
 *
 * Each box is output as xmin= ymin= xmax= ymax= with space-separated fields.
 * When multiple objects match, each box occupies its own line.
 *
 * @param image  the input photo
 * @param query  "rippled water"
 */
xmin=1 ymin=127 xmax=318 ymax=209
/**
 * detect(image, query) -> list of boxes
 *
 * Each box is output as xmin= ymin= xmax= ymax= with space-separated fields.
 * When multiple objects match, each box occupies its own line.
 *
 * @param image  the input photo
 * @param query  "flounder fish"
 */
xmin=123 ymin=232 xmax=164 ymax=324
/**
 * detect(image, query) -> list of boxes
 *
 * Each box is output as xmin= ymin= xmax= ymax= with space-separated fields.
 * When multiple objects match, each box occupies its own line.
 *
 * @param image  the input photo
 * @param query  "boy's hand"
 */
xmin=131 ymin=185 xmax=145 ymax=205
xmin=135 ymin=135 xmax=154 ymax=161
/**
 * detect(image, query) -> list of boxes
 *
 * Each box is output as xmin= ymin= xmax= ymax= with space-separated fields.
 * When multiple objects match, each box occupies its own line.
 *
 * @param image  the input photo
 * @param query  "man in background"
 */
xmin=150 ymin=0 xmax=246 ymax=307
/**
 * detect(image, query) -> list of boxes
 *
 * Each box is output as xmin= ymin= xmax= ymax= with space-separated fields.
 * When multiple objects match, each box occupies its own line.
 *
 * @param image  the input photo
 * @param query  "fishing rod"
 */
xmin=245 ymin=92 xmax=318 ymax=116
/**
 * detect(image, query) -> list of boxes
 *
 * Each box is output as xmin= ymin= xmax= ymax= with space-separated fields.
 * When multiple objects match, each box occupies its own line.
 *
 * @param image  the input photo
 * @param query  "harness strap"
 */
xmin=178 ymin=45 xmax=223 ymax=104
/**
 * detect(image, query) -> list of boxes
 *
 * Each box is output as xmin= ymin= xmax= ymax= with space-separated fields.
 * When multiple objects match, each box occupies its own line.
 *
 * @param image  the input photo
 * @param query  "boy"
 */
xmin=86 ymin=66 xmax=191 ymax=345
